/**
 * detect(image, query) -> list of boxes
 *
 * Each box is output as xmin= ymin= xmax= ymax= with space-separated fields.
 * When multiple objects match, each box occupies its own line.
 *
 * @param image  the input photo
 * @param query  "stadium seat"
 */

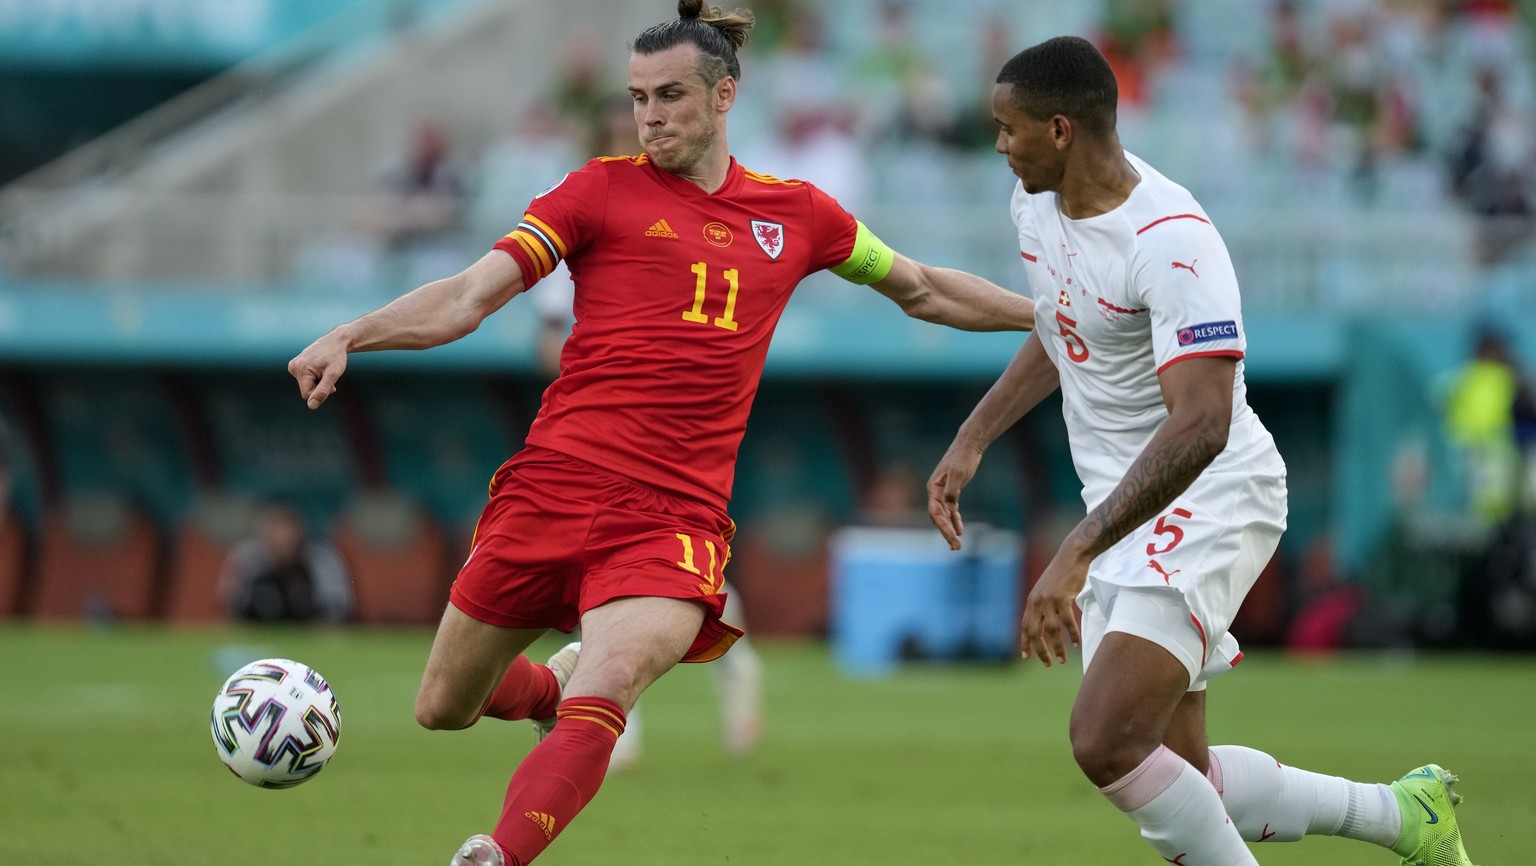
xmin=333 ymin=491 xmax=449 ymax=625
xmin=165 ymin=494 xmax=261 ymax=623
xmin=32 ymin=494 xmax=162 ymax=621
xmin=0 ymin=509 xmax=29 ymax=616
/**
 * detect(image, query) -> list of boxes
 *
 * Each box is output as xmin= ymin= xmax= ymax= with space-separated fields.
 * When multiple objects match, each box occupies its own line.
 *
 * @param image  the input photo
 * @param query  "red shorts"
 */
xmin=449 ymin=446 xmax=743 ymax=663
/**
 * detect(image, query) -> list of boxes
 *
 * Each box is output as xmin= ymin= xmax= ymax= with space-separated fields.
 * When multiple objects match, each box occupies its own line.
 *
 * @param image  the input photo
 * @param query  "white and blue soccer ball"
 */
xmin=211 ymin=658 xmax=341 ymax=789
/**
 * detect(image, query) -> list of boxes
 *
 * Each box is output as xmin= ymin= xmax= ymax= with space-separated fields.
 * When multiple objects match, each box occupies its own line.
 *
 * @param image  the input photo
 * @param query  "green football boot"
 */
xmin=1390 ymin=764 xmax=1475 ymax=866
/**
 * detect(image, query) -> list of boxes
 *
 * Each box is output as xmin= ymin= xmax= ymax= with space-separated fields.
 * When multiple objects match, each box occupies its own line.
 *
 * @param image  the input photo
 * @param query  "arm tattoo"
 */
xmin=1079 ymin=429 xmax=1219 ymax=556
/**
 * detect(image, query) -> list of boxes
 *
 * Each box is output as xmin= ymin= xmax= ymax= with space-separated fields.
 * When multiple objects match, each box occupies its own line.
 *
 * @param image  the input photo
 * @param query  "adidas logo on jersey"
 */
xmin=524 ymin=811 xmax=557 ymax=840
xmin=645 ymin=218 xmax=680 ymax=238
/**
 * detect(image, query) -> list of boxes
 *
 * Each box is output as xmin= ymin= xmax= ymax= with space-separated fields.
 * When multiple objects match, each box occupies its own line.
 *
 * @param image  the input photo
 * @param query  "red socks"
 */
xmin=478 ymin=655 xmax=560 ymax=723
xmin=491 ymin=697 xmax=626 ymax=864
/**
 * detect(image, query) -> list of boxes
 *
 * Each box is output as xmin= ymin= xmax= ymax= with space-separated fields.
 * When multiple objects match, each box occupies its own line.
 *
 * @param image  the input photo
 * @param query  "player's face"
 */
xmin=628 ymin=44 xmax=733 ymax=175
xmin=991 ymin=83 xmax=1066 ymax=194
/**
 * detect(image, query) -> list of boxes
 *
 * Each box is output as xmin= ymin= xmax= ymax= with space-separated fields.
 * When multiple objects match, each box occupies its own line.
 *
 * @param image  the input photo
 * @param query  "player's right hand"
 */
xmin=287 ymin=332 xmax=349 ymax=410
xmin=927 ymin=439 xmax=985 ymax=550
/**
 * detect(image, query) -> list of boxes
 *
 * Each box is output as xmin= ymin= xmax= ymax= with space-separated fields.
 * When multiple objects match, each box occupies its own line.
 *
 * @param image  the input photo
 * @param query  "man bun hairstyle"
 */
xmin=633 ymin=0 xmax=755 ymax=83
xmin=996 ymin=35 xmax=1118 ymax=137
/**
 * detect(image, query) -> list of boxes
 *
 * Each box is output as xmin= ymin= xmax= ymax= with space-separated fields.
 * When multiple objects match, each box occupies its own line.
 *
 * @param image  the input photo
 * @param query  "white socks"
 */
xmin=1101 ymin=745 xmax=1258 ymax=865
xmin=1208 ymin=745 xmax=1402 ymax=848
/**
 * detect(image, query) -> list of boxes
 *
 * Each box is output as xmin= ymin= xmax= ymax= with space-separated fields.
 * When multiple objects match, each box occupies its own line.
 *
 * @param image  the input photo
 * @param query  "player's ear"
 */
xmin=714 ymin=75 xmax=737 ymax=112
xmin=1049 ymin=114 xmax=1073 ymax=151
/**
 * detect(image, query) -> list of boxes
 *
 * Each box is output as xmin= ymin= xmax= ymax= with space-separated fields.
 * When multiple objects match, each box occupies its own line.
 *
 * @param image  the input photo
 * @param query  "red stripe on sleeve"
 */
xmin=1136 ymin=213 xmax=1210 ymax=235
xmin=1020 ymin=251 xmax=1038 ymax=262
xmin=1156 ymin=350 xmax=1243 ymax=375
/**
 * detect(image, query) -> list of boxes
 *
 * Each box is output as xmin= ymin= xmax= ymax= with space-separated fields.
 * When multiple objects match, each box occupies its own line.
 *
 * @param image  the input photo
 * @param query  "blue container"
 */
xmin=830 ymin=526 xmax=1022 ymax=677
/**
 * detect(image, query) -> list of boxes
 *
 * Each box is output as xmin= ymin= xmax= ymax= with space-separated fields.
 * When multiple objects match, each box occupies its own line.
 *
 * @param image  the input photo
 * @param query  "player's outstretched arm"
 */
xmin=871 ymin=252 xmax=1035 ymax=332
xmin=288 ymin=250 xmax=525 ymax=409
xmin=928 ymin=332 xmax=1059 ymax=549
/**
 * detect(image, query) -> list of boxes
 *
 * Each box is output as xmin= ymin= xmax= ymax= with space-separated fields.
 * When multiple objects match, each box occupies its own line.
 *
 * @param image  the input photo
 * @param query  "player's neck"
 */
xmin=1056 ymin=140 xmax=1140 ymax=221
xmin=671 ymin=147 xmax=733 ymax=194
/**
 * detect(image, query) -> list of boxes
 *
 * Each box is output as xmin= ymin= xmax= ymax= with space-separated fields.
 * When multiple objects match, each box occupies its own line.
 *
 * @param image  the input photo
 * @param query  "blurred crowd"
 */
xmin=311 ymin=0 xmax=1536 ymax=302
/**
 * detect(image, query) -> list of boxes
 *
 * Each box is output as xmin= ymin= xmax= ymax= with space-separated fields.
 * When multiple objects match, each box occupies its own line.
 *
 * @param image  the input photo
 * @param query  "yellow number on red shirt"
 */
xmin=683 ymin=262 xmax=741 ymax=332
xmin=675 ymin=532 xmax=724 ymax=595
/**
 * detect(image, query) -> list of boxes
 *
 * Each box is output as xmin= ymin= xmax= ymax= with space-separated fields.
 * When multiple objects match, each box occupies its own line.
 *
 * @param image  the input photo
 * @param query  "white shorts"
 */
xmin=1078 ymin=467 xmax=1286 ymax=690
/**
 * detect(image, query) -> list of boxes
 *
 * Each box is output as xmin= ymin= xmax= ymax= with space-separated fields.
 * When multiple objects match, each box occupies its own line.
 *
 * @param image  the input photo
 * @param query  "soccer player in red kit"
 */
xmin=286 ymin=2 xmax=1034 ymax=863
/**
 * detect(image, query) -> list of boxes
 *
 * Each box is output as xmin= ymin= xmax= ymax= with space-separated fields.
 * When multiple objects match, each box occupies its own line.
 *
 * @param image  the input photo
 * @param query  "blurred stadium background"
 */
xmin=2 ymin=0 xmax=1536 ymax=863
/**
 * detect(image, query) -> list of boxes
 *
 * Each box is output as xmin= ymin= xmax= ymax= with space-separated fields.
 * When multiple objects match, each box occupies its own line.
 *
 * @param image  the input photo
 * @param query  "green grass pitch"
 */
xmin=1 ymin=625 xmax=1531 ymax=865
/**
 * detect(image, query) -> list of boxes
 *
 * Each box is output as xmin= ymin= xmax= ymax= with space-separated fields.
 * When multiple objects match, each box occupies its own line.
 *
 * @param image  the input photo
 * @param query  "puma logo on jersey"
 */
xmin=645 ymin=218 xmax=680 ymax=239
xmin=1147 ymin=559 xmax=1181 ymax=583
xmin=524 ymin=811 xmax=557 ymax=840
xmin=1171 ymin=259 xmax=1199 ymax=277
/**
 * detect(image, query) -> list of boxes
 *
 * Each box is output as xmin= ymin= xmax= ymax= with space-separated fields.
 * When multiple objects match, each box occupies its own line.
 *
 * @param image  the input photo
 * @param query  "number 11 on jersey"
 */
xmin=683 ymin=262 xmax=741 ymax=331
xmin=675 ymin=532 xmax=724 ymax=595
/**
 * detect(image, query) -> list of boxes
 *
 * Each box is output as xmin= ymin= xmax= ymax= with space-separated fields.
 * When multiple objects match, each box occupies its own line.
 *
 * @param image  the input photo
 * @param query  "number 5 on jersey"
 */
xmin=1146 ymin=507 xmax=1193 ymax=555
xmin=1056 ymin=310 xmax=1089 ymax=363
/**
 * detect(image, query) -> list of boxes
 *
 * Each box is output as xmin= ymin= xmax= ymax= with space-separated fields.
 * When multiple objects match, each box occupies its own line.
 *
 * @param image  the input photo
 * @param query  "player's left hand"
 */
xmin=1020 ymin=547 xmax=1087 ymax=667
xmin=927 ymin=438 xmax=986 ymax=550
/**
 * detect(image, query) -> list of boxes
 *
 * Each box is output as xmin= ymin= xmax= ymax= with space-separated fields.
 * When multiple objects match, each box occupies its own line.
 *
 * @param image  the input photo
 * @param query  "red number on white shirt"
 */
xmin=1146 ymin=508 xmax=1194 ymax=555
xmin=1055 ymin=310 xmax=1090 ymax=363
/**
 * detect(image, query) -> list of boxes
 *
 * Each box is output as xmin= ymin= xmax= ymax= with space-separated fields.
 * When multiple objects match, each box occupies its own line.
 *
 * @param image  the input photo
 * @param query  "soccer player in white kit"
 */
xmin=927 ymin=37 xmax=1476 ymax=866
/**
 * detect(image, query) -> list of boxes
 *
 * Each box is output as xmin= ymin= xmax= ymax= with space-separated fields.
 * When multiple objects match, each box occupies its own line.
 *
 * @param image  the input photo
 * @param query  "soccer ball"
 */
xmin=210 ymin=658 xmax=341 ymax=789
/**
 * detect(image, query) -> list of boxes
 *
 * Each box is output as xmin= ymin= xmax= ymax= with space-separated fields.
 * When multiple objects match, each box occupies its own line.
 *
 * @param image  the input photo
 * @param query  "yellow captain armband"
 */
xmin=829 ymin=221 xmax=895 ymax=285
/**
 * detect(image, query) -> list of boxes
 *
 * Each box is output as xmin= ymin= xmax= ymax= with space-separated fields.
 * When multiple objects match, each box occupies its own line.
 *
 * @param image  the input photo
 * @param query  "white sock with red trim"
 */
xmin=1208 ymin=745 xmax=1400 ymax=847
xmin=1100 ymin=745 xmax=1258 ymax=865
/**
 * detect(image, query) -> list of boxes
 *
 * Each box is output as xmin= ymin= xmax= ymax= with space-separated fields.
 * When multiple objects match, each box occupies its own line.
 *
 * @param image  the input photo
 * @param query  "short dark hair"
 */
xmin=995 ymin=36 xmax=1118 ymax=137
xmin=632 ymin=0 xmax=755 ymax=84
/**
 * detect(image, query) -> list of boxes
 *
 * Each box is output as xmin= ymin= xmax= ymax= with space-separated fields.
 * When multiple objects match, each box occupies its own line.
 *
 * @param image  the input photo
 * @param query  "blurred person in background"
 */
xmin=927 ymin=36 xmax=1474 ymax=866
xmin=313 ymin=119 xmax=471 ymax=294
xmin=364 ymin=119 xmax=470 ymax=287
xmin=1448 ymin=67 xmax=1536 ymax=268
xmin=475 ymin=101 xmax=584 ymax=250
xmin=221 ymin=501 xmax=352 ymax=624
xmin=287 ymin=2 xmax=1035 ymax=863
xmin=1442 ymin=324 xmax=1525 ymax=527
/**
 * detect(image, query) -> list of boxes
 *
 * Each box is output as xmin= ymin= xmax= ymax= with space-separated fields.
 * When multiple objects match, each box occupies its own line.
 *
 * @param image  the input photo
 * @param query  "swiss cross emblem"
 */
xmin=751 ymin=219 xmax=784 ymax=260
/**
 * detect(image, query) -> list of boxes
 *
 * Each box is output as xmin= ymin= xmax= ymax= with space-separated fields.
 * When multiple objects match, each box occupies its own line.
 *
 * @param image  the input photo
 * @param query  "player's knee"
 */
xmin=413 ymin=690 xmax=474 ymax=731
xmin=1070 ymin=716 xmax=1156 ymax=786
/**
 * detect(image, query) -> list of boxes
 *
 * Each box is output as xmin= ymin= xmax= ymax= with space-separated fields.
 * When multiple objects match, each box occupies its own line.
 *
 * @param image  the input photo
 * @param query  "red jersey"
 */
xmin=494 ymin=155 xmax=860 ymax=509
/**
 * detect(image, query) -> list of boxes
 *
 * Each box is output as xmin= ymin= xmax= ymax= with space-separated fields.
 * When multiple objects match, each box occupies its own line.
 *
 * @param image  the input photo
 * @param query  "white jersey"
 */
xmin=1012 ymin=152 xmax=1284 ymax=510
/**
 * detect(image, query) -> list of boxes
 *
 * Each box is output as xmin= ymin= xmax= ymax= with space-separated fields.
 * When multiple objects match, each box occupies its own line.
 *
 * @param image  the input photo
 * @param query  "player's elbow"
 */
xmin=443 ymin=289 xmax=496 ymax=341
xmin=897 ymin=291 xmax=947 ymax=325
xmin=1168 ymin=404 xmax=1230 ymax=464
xmin=1194 ymin=412 xmax=1231 ymax=460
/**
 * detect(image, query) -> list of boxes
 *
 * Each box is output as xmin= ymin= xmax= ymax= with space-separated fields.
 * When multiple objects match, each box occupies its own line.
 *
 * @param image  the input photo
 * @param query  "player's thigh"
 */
xmin=563 ymin=595 xmax=706 ymax=711
xmin=1082 ymin=587 xmax=1210 ymax=773
xmin=1074 ymin=630 xmax=1191 ymax=745
xmin=1072 ymin=593 xmax=1201 ymax=781
xmin=416 ymin=603 xmax=547 ymax=723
